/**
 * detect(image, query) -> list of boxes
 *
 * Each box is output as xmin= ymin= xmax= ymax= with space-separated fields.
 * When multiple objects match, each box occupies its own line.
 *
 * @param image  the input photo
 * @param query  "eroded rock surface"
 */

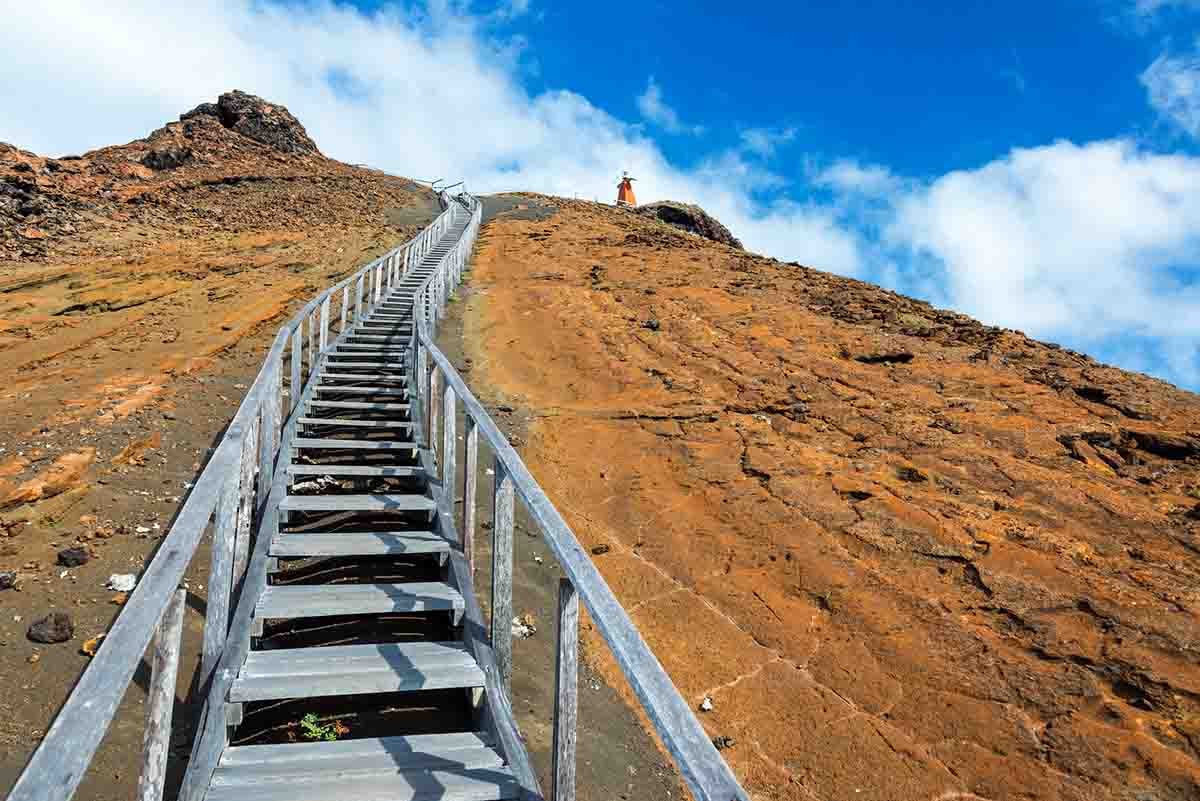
xmin=634 ymin=200 xmax=743 ymax=249
xmin=466 ymin=194 xmax=1200 ymax=801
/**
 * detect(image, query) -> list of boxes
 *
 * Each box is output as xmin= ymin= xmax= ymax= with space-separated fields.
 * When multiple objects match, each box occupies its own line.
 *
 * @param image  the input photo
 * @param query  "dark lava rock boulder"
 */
xmin=180 ymin=90 xmax=320 ymax=156
xmin=141 ymin=145 xmax=193 ymax=170
xmin=635 ymin=201 xmax=743 ymax=249
xmin=28 ymin=612 xmax=74 ymax=643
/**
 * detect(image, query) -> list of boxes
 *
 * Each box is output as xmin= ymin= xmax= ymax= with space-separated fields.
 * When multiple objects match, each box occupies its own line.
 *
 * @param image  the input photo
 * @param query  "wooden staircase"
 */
xmin=8 ymin=191 xmax=748 ymax=801
xmin=207 ymin=212 xmax=520 ymax=800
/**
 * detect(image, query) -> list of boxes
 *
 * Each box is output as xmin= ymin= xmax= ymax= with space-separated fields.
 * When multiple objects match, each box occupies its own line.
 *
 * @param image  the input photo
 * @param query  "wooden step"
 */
xmin=312 ymin=386 xmax=408 ymax=396
xmin=307 ymin=400 xmax=410 ymax=412
xmin=321 ymin=361 xmax=407 ymax=370
xmin=291 ymin=438 xmax=418 ymax=452
xmin=254 ymin=582 xmax=463 ymax=621
xmin=287 ymin=464 xmax=422 ymax=478
xmin=270 ymin=530 xmax=448 ymax=558
xmin=229 ymin=641 xmax=482 ymax=701
xmin=318 ymin=373 xmax=408 ymax=383
xmin=279 ymin=493 xmax=433 ymax=513
xmin=297 ymin=418 xmax=413 ymax=429
xmin=209 ymin=736 xmax=517 ymax=801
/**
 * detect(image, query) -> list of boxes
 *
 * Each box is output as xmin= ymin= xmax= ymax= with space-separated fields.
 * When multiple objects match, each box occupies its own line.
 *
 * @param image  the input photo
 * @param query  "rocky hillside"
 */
xmin=0 ymin=90 xmax=430 ymax=263
xmin=464 ymin=194 xmax=1200 ymax=801
xmin=0 ymin=93 xmax=436 ymax=798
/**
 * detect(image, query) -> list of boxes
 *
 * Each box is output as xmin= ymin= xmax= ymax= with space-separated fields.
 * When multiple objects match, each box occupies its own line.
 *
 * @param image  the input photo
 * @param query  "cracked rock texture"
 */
xmin=465 ymin=194 xmax=1200 ymax=801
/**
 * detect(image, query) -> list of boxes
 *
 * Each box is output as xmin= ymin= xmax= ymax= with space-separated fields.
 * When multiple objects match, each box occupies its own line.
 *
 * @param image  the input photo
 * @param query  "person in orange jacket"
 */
xmin=617 ymin=172 xmax=637 ymax=206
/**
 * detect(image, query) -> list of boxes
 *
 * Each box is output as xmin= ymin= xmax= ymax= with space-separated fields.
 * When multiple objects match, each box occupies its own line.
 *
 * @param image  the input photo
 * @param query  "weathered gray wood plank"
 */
xmin=290 ymin=327 xmax=302 ymax=414
xmin=199 ymin=437 xmax=240 ymax=691
xmin=491 ymin=456 xmax=514 ymax=691
xmin=463 ymin=416 xmax=479 ymax=579
xmin=135 ymin=588 xmax=185 ymax=801
xmin=429 ymin=365 xmax=442 ymax=458
xmin=552 ymin=579 xmax=579 ymax=801
xmin=319 ymin=295 xmax=330 ymax=353
xmin=442 ymin=383 xmax=457 ymax=514
xmin=232 ymin=411 xmax=259 ymax=600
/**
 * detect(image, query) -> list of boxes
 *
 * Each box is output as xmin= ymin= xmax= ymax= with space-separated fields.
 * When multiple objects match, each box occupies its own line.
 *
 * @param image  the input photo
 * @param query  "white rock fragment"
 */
xmin=106 ymin=574 xmax=137 ymax=592
xmin=511 ymin=614 xmax=537 ymax=639
xmin=700 ymin=697 xmax=714 ymax=712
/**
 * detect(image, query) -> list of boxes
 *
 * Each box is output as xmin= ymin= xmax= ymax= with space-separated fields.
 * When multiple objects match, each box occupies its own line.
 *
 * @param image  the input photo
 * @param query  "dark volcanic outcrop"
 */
xmin=635 ymin=200 xmax=743 ymax=249
xmin=180 ymin=90 xmax=320 ymax=156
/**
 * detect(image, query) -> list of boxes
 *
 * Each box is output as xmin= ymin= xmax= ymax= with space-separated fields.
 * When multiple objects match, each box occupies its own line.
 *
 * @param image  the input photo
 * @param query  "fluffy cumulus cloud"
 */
xmin=880 ymin=141 xmax=1200 ymax=386
xmin=1 ymin=1 xmax=1199 ymax=388
xmin=1142 ymin=43 xmax=1200 ymax=138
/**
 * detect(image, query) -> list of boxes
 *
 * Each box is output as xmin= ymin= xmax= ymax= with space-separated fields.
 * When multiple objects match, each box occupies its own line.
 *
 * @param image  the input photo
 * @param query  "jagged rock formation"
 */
xmin=179 ymin=90 xmax=321 ymax=156
xmin=466 ymin=194 xmax=1200 ymax=801
xmin=635 ymin=200 xmax=743 ymax=249
xmin=0 ymin=90 xmax=401 ymax=262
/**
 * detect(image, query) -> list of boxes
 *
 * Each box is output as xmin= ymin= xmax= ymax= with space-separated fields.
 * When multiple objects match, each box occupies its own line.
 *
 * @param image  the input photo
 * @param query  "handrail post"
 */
xmin=553 ymin=578 xmax=579 ymax=801
xmin=442 ymin=384 xmax=457 ymax=522
xmin=355 ymin=274 xmax=364 ymax=321
xmin=491 ymin=456 xmax=514 ymax=690
xmin=319 ymin=296 xmax=330 ymax=353
xmin=136 ymin=588 xmax=186 ymax=801
xmin=289 ymin=328 xmax=302 ymax=415
xmin=429 ymin=365 xmax=442 ymax=458
xmin=233 ymin=411 xmax=260 ymax=599
xmin=340 ymin=286 xmax=349 ymax=333
xmin=306 ymin=311 xmax=317 ymax=380
xmin=463 ymin=416 xmax=478 ymax=577
xmin=200 ymin=434 xmax=241 ymax=691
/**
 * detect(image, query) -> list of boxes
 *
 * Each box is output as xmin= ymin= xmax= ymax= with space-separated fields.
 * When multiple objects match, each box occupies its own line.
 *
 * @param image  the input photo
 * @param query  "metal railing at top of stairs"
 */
xmin=409 ymin=193 xmax=750 ymax=801
xmin=6 ymin=191 xmax=462 ymax=801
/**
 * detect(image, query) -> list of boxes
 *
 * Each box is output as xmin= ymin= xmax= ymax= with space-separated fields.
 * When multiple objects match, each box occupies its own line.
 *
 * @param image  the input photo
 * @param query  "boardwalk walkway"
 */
xmin=8 ymin=191 xmax=747 ymax=801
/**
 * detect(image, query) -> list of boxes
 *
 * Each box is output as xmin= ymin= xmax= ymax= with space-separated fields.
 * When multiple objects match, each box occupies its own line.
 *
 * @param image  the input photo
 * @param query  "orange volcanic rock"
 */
xmin=464 ymin=194 xmax=1200 ymax=801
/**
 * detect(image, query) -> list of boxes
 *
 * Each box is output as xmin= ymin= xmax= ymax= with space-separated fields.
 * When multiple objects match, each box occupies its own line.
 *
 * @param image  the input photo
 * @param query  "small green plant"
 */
xmin=300 ymin=713 xmax=341 ymax=742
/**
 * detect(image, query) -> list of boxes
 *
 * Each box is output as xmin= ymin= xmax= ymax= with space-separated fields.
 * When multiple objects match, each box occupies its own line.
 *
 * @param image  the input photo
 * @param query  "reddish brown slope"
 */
xmin=463 ymin=195 xmax=1200 ymax=801
xmin=0 ymin=92 xmax=436 ymax=797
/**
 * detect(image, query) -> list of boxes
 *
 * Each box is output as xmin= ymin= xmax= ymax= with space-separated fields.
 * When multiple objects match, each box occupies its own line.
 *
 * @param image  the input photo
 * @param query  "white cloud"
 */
xmin=739 ymin=127 xmax=796 ymax=158
xmin=635 ymin=77 xmax=704 ymax=136
xmin=816 ymin=159 xmax=903 ymax=197
xmin=1142 ymin=44 xmax=1200 ymax=137
xmin=878 ymin=140 xmax=1200 ymax=386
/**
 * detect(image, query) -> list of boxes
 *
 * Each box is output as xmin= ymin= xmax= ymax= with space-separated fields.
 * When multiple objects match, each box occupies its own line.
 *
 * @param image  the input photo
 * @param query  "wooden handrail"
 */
xmin=411 ymin=195 xmax=749 ymax=801
xmin=7 ymin=193 xmax=461 ymax=801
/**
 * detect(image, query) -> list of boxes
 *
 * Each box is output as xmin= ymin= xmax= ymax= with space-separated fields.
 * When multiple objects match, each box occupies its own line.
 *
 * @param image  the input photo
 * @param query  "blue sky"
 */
xmin=3 ymin=0 xmax=1200 ymax=389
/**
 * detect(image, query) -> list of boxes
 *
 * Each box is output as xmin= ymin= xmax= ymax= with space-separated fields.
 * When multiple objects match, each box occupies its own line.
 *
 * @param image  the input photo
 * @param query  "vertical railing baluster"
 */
xmin=430 ymin=366 xmax=442 ymax=460
xmin=200 ymin=434 xmax=240 ymax=690
xmin=319 ymin=296 xmax=330 ymax=353
xmin=307 ymin=311 xmax=317 ymax=380
xmin=553 ymin=578 xmax=579 ymax=801
xmin=492 ymin=457 xmax=514 ymax=690
xmin=136 ymin=588 xmax=186 ymax=801
xmin=290 ymin=328 xmax=302 ymax=414
xmin=232 ymin=411 xmax=259 ymax=600
xmin=340 ymin=285 xmax=349 ymax=332
xmin=260 ymin=363 xmax=280 ymax=494
xmin=356 ymin=274 xmax=364 ymax=322
xmin=463 ymin=416 xmax=478 ymax=577
xmin=442 ymin=385 xmax=457 ymax=521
